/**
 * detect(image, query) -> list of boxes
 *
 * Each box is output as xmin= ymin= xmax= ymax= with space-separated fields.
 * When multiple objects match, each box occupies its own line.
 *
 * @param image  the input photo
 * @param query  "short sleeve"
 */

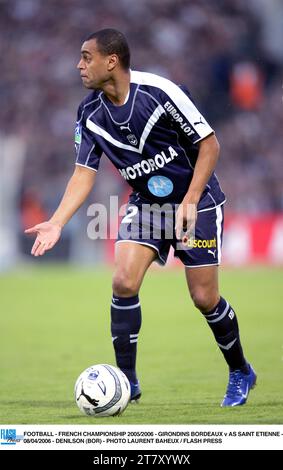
xmin=74 ymin=105 xmax=103 ymax=171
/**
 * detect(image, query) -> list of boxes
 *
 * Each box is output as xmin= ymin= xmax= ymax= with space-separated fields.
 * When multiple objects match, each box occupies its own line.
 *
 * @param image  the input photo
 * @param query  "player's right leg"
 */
xmin=111 ymin=241 xmax=156 ymax=401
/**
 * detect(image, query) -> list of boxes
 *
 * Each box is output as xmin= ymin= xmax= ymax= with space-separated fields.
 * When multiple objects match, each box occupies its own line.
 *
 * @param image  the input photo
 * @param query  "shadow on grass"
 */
xmin=4 ymin=400 xmax=73 ymax=408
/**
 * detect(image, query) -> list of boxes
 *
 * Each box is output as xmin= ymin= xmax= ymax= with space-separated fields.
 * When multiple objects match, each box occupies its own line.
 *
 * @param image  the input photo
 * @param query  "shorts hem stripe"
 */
xmin=115 ymin=239 xmax=166 ymax=264
xmin=184 ymin=263 xmax=220 ymax=268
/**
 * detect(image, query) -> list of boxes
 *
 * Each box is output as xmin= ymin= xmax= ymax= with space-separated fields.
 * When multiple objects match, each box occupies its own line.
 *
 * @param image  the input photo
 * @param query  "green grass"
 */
xmin=0 ymin=265 xmax=282 ymax=424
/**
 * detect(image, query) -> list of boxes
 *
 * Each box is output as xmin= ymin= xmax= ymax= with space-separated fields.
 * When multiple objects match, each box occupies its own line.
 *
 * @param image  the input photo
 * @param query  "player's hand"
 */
xmin=175 ymin=202 xmax=197 ymax=245
xmin=24 ymin=221 xmax=62 ymax=257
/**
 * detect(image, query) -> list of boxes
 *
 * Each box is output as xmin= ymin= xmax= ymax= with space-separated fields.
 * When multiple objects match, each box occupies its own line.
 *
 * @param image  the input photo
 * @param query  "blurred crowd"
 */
xmin=1 ymin=0 xmax=283 ymax=219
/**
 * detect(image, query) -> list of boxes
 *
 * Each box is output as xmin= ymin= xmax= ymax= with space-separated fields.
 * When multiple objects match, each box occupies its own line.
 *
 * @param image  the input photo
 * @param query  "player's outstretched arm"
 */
xmin=25 ymin=165 xmax=96 ymax=256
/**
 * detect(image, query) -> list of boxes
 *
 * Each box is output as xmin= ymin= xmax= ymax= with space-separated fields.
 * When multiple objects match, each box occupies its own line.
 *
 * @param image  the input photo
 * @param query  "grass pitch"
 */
xmin=0 ymin=265 xmax=282 ymax=424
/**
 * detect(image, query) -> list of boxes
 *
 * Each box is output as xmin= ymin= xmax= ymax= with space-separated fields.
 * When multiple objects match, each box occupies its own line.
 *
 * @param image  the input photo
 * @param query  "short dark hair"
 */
xmin=85 ymin=28 xmax=130 ymax=70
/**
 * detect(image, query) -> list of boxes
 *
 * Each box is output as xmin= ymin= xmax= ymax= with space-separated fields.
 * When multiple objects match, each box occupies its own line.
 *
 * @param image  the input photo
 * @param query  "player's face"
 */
xmin=77 ymin=40 xmax=113 ymax=89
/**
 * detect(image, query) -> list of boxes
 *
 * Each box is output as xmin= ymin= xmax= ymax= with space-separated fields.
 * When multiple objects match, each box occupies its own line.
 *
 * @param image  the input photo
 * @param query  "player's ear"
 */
xmin=107 ymin=54 xmax=118 ymax=71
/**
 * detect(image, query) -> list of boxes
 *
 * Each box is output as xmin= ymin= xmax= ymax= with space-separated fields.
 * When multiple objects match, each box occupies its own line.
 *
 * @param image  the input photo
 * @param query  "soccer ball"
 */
xmin=74 ymin=364 xmax=131 ymax=417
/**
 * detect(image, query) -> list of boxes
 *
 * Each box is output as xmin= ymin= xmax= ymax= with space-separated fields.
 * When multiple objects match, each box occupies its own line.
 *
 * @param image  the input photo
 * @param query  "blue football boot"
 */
xmin=130 ymin=381 xmax=141 ymax=403
xmin=221 ymin=364 xmax=257 ymax=407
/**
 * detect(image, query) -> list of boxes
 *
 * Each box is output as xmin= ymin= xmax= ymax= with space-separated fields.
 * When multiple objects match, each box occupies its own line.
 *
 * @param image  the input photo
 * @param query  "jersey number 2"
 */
xmin=122 ymin=205 xmax=138 ymax=224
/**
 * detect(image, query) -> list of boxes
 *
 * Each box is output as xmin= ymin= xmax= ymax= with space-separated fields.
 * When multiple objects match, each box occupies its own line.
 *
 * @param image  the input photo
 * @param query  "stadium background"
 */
xmin=0 ymin=0 xmax=282 ymax=424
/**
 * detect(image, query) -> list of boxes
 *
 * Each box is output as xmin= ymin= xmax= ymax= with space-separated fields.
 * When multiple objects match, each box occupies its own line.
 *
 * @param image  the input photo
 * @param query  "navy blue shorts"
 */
xmin=117 ymin=195 xmax=224 ymax=268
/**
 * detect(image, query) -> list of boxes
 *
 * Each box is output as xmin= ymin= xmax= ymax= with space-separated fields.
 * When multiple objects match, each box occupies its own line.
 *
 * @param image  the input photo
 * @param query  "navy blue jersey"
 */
xmin=75 ymin=70 xmax=225 ymax=209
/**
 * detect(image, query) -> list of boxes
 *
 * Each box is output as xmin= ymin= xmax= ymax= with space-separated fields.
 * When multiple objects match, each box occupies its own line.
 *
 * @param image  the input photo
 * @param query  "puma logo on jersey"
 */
xmin=194 ymin=116 xmax=205 ymax=126
xmin=120 ymin=123 xmax=131 ymax=132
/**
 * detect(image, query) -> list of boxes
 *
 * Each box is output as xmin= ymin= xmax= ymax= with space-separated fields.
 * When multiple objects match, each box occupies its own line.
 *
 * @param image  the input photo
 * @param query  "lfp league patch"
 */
xmin=74 ymin=124 xmax=82 ymax=151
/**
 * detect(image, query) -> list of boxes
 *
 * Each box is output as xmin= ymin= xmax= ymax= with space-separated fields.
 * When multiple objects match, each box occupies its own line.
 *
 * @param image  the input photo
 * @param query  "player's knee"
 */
xmin=191 ymin=288 xmax=218 ymax=313
xmin=112 ymin=271 xmax=139 ymax=297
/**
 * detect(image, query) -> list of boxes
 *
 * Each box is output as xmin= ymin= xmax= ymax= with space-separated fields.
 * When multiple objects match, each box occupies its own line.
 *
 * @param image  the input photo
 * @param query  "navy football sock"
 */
xmin=111 ymin=294 xmax=141 ymax=384
xmin=202 ymin=297 xmax=248 ymax=372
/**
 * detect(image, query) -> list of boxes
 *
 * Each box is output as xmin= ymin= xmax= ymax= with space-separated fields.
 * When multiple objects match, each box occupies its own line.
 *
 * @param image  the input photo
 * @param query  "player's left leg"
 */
xmin=185 ymin=265 xmax=256 ymax=406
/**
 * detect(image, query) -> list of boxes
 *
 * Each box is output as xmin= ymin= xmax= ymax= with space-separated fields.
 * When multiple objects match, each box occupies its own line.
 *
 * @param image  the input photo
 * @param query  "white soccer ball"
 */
xmin=74 ymin=364 xmax=131 ymax=417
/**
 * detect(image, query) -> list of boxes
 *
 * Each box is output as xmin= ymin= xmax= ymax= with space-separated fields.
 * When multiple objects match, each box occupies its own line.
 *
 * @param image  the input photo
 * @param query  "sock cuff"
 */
xmin=111 ymin=294 xmax=140 ymax=307
xmin=203 ymin=296 xmax=228 ymax=317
